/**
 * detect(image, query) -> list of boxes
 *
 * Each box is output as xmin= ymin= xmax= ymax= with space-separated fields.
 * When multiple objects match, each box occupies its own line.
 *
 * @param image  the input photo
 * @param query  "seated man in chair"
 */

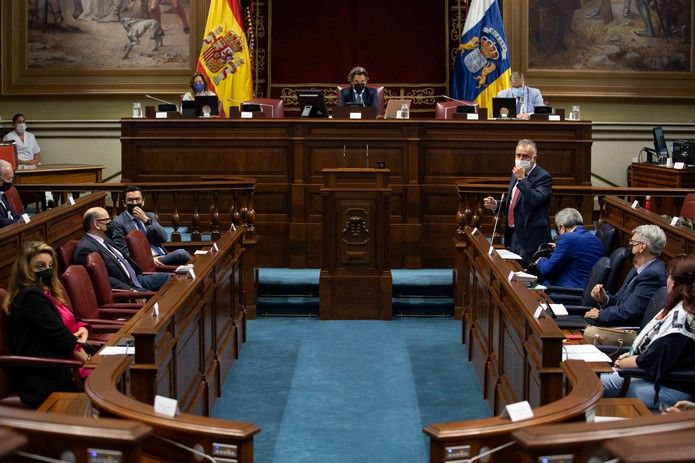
xmin=337 ymin=66 xmax=379 ymax=109
xmin=0 ymin=160 xmax=20 ymax=228
xmin=584 ymin=224 xmax=668 ymax=327
xmin=75 ymin=207 xmax=170 ymax=292
xmin=112 ymin=186 xmax=191 ymax=266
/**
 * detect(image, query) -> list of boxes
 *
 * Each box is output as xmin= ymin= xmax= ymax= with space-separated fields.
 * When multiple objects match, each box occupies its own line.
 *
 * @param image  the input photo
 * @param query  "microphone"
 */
xmin=490 ymin=193 xmax=506 ymax=246
xmin=145 ymin=94 xmax=175 ymax=106
xmin=152 ymin=434 xmax=216 ymax=463
xmin=438 ymin=95 xmax=478 ymax=106
xmin=464 ymin=440 xmax=516 ymax=463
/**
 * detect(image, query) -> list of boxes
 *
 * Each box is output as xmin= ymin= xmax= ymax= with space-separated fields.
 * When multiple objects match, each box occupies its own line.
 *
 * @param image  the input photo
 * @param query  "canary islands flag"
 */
xmin=197 ymin=0 xmax=253 ymax=117
xmin=451 ymin=0 xmax=510 ymax=112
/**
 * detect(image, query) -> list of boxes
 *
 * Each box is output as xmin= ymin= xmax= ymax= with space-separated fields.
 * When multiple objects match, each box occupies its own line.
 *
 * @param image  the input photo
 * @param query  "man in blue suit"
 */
xmin=483 ymin=139 xmax=552 ymax=267
xmin=337 ymin=66 xmax=379 ymax=109
xmin=585 ymin=224 xmax=668 ymax=327
xmin=535 ymin=207 xmax=604 ymax=288
xmin=496 ymin=72 xmax=544 ymax=119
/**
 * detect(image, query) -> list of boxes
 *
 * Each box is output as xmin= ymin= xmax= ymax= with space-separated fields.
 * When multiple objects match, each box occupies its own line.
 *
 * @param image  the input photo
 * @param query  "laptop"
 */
xmin=492 ymin=97 xmax=517 ymax=119
xmin=384 ymin=99 xmax=411 ymax=119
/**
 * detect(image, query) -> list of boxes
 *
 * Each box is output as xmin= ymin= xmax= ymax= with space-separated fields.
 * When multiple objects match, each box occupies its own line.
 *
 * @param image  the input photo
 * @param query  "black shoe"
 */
xmin=585 ymin=7 xmax=602 ymax=19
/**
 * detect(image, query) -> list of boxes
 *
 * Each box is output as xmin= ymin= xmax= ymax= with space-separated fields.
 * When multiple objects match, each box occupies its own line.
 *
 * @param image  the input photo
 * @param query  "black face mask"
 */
xmin=353 ymin=83 xmax=366 ymax=92
xmin=126 ymin=203 xmax=142 ymax=214
xmin=105 ymin=221 xmax=114 ymax=238
xmin=0 ymin=181 xmax=11 ymax=192
xmin=34 ymin=268 xmax=52 ymax=286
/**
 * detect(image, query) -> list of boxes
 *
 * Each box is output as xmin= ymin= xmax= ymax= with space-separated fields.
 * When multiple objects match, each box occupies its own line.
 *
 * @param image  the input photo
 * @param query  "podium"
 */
xmin=319 ymin=168 xmax=392 ymax=320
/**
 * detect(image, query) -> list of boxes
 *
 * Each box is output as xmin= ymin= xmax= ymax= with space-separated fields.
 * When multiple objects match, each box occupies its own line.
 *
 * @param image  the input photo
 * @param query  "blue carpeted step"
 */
xmin=257 ymin=296 xmax=319 ymax=316
xmin=258 ymin=268 xmax=320 ymax=296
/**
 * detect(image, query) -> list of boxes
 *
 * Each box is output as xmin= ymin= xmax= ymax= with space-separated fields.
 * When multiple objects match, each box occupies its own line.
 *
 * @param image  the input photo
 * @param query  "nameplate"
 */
xmin=187 ymin=268 xmax=196 ymax=280
xmin=671 ymin=216 xmax=680 ymax=226
xmin=507 ymin=270 xmax=515 ymax=283
xmin=240 ymin=111 xmax=253 ymax=119
xmin=349 ymin=112 xmax=362 ymax=119
xmin=548 ymin=114 xmax=561 ymax=121
xmin=488 ymin=245 xmax=495 ymax=256
xmin=534 ymin=305 xmax=544 ymax=319
xmin=152 ymin=302 xmax=159 ymax=318
xmin=471 ymin=227 xmax=479 ymax=235
xmin=155 ymin=112 xmax=168 ymax=118
xmin=230 ymin=223 xmax=237 ymax=231
xmin=68 ymin=195 xmax=76 ymax=205
xmin=154 ymin=395 xmax=179 ymax=418
xmin=502 ymin=400 xmax=534 ymax=422
xmin=212 ymin=242 xmax=219 ymax=253
xmin=466 ymin=113 xmax=479 ymax=120
xmin=674 ymin=161 xmax=685 ymax=169
xmin=631 ymin=200 xmax=639 ymax=209
xmin=20 ymin=213 xmax=30 ymax=224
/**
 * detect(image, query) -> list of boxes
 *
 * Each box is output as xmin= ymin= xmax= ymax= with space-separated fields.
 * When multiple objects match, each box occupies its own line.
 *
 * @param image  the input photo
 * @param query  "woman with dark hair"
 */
xmin=182 ymin=73 xmax=216 ymax=101
xmin=601 ymin=254 xmax=695 ymax=410
xmin=2 ymin=241 xmax=91 ymax=408
xmin=2 ymin=113 xmax=42 ymax=167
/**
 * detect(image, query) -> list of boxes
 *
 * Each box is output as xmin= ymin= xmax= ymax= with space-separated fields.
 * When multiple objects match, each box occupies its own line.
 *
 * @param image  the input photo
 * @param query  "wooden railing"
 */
xmin=86 ymin=356 xmax=258 ymax=463
xmin=16 ymin=178 xmax=257 ymax=243
xmin=0 ymin=404 xmax=151 ymax=462
xmin=512 ymin=409 xmax=695 ymax=463
xmin=424 ymin=360 xmax=603 ymax=463
xmin=454 ymin=183 xmax=693 ymax=238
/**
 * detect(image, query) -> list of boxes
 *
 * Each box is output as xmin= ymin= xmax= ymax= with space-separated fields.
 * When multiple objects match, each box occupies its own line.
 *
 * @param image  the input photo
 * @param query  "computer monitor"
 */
xmin=195 ymin=95 xmax=219 ymax=117
xmin=181 ymin=100 xmax=196 ymax=118
xmin=297 ymin=89 xmax=328 ymax=118
xmin=456 ymin=105 xmax=476 ymax=114
xmin=534 ymin=106 xmax=553 ymax=114
xmin=492 ymin=97 xmax=517 ymax=119
xmin=652 ymin=126 xmax=669 ymax=162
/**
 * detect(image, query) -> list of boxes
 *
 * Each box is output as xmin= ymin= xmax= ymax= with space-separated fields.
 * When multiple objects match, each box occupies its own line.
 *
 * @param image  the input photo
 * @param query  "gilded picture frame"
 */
xmin=506 ymin=0 xmax=695 ymax=99
xmin=0 ymin=0 xmax=210 ymax=96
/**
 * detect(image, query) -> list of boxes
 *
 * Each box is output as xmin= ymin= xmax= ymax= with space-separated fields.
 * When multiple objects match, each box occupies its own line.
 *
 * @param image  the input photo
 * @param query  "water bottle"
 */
xmin=569 ymin=105 xmax=580 ymax=121
xmin=400 ymin=103 xmax=409 ymax=119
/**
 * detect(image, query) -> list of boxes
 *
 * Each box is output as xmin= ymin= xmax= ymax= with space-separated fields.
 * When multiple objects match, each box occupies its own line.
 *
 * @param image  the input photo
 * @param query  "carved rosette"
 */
xmin=342 ymin=209 xmax=369 ymax=246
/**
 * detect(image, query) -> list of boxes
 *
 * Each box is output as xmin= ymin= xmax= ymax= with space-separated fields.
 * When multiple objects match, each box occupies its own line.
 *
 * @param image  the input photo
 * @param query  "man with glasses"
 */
xmin=584 ymin=224 xmax=668 ymax=326
xmin=112 ymin=186 xmax=191 ymax=266
xmin=0 ymin=160 xmax=19 ymax=228
xmin=483 ymin=139 xmax=552 ymax=267
xmin=74 ymin=207 xmax=170 ymax=291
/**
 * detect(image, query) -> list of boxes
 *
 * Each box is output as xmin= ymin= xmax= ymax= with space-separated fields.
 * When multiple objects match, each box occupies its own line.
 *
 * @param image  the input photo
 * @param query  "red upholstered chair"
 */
xmin=4 ymin=186 xmax=24 ymax=216
xmin=336 ymin=84 xmax=385 ymax=115
xmin=0 ymin=288 xmax=82 ymax=408
xmin=83 ymin=252 xmax=154 ymax=307
xmin=60 ymin=265 xmax=139 ymax=326
xmin=680 ymin=193 xmax=695 ymax=221
xmin=124 ymin=230 xmax=178 ymax=273
xmin=434 ymin=100 xmax=478 ymax=119
xmin=58 ymin=239 xmax=79 ymax=274
xmin=0 ymin=144 xmax=17 ymax=171
xmin=245 ymin=98 xmax=285 ymax=118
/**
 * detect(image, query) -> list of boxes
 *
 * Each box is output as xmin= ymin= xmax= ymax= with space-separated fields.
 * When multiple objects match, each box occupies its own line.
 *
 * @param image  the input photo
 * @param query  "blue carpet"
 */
xmin=212 ymin=318 xmax=490 ymax=462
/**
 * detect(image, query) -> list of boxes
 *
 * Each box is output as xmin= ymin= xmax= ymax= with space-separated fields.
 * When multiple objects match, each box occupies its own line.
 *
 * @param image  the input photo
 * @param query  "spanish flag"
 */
xmin=196 ymin=0 xmax=253 ymax=117
xmin=451 ymin=0 xmax=510 ymax=112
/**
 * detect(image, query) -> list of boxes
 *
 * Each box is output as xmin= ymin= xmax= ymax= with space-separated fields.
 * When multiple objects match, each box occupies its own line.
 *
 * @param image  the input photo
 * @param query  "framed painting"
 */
xmin=506 ymin=0 xmax=695 ymax=99
xmin=1 ymin=0 xmax=210 ymax=95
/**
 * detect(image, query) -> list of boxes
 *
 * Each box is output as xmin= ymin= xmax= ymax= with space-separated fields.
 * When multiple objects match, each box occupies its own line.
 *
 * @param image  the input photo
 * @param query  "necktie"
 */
xmin=103 ymin=240 xmax=144 ymax=289
xmin=135 ymin=219 xmax=166 ymax=256
xmin=507 ymin=183 xmax=520 ymax=227
xmin=356 ymin=91 xmax=364 ymax=106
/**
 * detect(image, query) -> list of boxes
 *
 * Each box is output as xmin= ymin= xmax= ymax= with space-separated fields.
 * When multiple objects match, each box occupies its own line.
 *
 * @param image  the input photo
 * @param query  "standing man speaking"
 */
xmin=483 ymin=139 xmax=552 ymax=266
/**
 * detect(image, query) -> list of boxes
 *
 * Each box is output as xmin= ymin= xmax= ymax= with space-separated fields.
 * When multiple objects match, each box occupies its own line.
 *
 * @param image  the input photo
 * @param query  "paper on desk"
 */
xmin=593 ymin=416 xmax=627 ymax=422
xmin=496 ymin=249 xmax=522 ymax=260
xmin=549 ymin=303 xmax=568 ymax=316
xmin=99 ymin=346 xmax=135 ymax=355
xmin=194 ymin=250 xmax=208 ymax=255
xmin=562 ymin=344 xmax=611 ymax=363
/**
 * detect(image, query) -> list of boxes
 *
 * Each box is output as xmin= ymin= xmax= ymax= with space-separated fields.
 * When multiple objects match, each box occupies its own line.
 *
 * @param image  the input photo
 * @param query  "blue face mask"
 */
xmin=511 ymin=87 xmax=524 ymax=98
xmin=193 ymin=82 xmax=205 ymax=93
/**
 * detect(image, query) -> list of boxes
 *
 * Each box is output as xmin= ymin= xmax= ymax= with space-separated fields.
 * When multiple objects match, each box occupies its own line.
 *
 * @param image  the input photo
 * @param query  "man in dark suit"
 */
xmin=483 ymin=139 xmax=552 ymax=266
xmin=111 ymin=186 xmax=191 ymax=265
xmin=337 ymin=66 xmax=379 ymax=109
xmin=75 ymin=207 xmax=170 ymax=291
xmin=584 ymin=224 xmax=668 ymax=326
xmin=0 ymin=160 xmax=19 ymax=228
xmin=535 ymin=207 xmax=604 ymax=288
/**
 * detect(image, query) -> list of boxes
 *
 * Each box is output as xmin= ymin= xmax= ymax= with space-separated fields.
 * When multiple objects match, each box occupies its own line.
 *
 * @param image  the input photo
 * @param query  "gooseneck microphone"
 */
xmin=145 ymin=94 xmax=176 ymax=106
xmin=490 ymin=193 xmax=506 ymax=246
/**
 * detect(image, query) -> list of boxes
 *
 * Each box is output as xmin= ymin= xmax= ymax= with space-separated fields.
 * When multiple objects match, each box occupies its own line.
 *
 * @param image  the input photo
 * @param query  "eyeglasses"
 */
xmin=95 ymin=218 xmax=111 ymax=223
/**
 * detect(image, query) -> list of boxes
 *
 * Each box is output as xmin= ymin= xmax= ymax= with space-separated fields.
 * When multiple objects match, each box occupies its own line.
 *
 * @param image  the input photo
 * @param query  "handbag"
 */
xmin=582 ymin=326 xmax=637 ymax=355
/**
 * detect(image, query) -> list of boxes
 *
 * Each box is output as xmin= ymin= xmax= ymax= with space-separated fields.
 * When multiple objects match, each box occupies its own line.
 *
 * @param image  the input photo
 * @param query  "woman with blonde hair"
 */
xmin=3 ymin=241 xmax=91 ymax=408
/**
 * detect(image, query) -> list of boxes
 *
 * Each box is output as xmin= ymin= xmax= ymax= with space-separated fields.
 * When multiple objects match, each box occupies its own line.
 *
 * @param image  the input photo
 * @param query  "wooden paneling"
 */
xmin=121 ymin=118 xmax=592 ymax=268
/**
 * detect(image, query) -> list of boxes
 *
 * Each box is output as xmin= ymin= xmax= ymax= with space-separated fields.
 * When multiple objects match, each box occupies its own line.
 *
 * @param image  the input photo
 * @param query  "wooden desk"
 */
xmin=628 ymin=163 xmax=695 ymax=216
xmin=596 ymin=397 xmax=651 ymax=418
xmin=37 ymin=392 xmax=92 ymax=417
xmin=121 ymin=118 xmax=592 ymax=268
xmin=14 ymin=163 xmax=103 ymax=184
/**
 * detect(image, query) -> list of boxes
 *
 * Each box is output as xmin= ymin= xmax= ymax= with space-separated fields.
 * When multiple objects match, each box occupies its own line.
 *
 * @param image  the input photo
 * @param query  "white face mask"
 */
xmin=16 ymin=122 xmax=27 ymax=133
xmin=515 ymin=159 xmax=531 ymax=171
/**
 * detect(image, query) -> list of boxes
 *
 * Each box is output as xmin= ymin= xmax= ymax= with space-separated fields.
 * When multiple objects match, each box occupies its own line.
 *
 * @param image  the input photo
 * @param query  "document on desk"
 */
xmin=98 ymin=346 xmax=135 ymax=355
xmin=496 ymin=249 xmax=522 ymax=260
xmin=562 ymin=344 xmax=611 ymax=363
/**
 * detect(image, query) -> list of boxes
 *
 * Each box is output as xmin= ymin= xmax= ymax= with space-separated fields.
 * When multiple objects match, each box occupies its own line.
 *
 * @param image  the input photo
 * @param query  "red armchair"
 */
xmin=83 ymin=252 xmax=155 ymax=307
xmin=124 ymin=230 xmax=178 ymax=273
